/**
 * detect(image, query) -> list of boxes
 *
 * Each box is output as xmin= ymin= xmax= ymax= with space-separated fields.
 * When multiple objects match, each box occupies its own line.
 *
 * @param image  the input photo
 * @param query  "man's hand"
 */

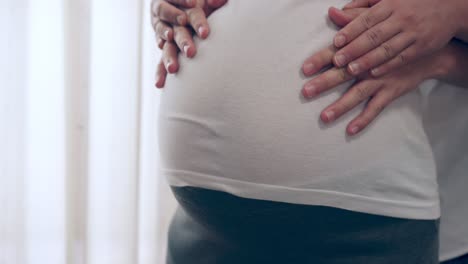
xmin=151 ymin=0 xmax=228 ymax=88
xmin=330 ymin=0 xmax=463 ymax=78
xmin=302 ymin=6 xmax=448 ymax=136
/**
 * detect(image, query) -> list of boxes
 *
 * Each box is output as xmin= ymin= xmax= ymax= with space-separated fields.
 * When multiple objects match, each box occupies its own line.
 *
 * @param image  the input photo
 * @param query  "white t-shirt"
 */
xmin=422 ymin=82 xmax=468 ymax=261
xmin=158 ymin=0 xmax=439 ymax=220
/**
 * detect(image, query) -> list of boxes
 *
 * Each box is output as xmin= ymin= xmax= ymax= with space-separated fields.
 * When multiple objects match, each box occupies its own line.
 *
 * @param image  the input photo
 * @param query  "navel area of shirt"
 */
xmin=157 ymin=0 xmax=440 ymax=220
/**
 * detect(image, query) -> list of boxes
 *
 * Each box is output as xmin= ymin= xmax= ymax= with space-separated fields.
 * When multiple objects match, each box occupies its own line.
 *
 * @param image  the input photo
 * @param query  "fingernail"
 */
xmin=198 ymin=26 xmax=208 ymax=37
xmin=164 ymin=29 xmax=170 ymax=39
xmin=348 ymin=62 xmax=361 ymax=75
xmin=303 ymin=63 xmax=315 ymax=75
xmin=186 ymin=0 xmax=194 ymax=5
xmin=183 ymin=44 xmax=190 ymax=56
xmin=177 ymin=15 xmax=185 ymax=25
xmin=155 ymin=74 xmax=163 ymax=87
xmin=334 ymin=34 xmax=346 ymax=47
xmin=324 ymin=110 xmax=335 ymax=122
xmin=166 ymin=61 xmax=173 ymax=72
xmin=303 ymin=84 xmax=317 ymax=98
xmin=350 ymin=126 xmax=360 ymax=135
xmin=334 ymin=54 xmax=347 ymax=67
xmin=302 ymin=88 xmax=310 ymax=99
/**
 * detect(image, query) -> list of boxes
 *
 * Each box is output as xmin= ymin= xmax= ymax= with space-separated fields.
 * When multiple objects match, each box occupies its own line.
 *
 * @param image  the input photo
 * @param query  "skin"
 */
xmin=151 ymin=0 xmax=468 ymax=135
xmin=330 ymin=0 xmax=468 ymax=78
xmin=151 ymin=0 xmax=227 ymax=88
xmin=303 ymin=11 xmax=468 ymax=135
xmin=301 ymin=7 xmax=468 ymax=135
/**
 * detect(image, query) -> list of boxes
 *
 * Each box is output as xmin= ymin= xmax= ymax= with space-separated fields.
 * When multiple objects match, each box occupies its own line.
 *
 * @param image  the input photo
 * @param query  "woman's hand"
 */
xmin=330 ymin=0 xmax=465 ymax=78
xmin=151 ymin=0 xmax=228 ymax=88
xmin=304 ymin=50 xmax=444 ymax=136
xmin=302 ymin=7 xmax=448 ymax=136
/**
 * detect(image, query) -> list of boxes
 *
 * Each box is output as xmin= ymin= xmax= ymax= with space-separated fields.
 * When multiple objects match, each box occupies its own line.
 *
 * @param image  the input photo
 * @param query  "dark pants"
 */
xmin=443 ymin=254 xmax=468 ymax=264
xmin=167 ymin=186 xmax=440 ymax=264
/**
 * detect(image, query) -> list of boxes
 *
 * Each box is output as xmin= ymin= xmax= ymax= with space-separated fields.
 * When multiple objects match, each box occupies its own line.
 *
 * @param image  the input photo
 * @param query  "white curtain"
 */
xmin=0 ymin=0 xmax=178 ymax=263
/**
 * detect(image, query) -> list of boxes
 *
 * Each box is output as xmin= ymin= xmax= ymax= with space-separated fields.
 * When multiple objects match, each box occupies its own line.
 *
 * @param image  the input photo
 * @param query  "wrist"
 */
xmin=415 ymin=48 xmax=454 ymax=82
xmin=427 ymin=43 xmax=460 ymax=81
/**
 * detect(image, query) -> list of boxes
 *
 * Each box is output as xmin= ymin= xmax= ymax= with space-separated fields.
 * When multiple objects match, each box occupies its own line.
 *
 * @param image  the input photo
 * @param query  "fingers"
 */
xmin=186 ymin=7 xmax=210 ymax=39
xmin=165 ymin=0 xmax=196 ymax=8
xmin=320 ymin=79 xmax=382 ymax=123
xmin=343 ymin=0 xmax=381 ymax=9
xmin=346 ymin=87 xmax=394 ymax=135
xmin=334 ymin=18 xmax=401 ymax=73
xmin=154 ymin=19 xmax=174 ymax=42
xmin=162 ymin=41 xmax=180 ymax=73
xmin=302 ymin=67 xmax=354 ymax=98
xmin=370 ymin=45 xmax=419 ymax=77
xmin=152 ymin=0 xmax=188 ymax=26
xmin=333 ymin=2 xmax=391 ymax=50
xmin=173 ymin=25 xmax=197 ymax=57
xmin=155 ymin=58 xmax=168 ymax=88
xmin=348 ymin=32 xmax=416 ymax=76
xmin=302 ymin=45 xmax=337 ymax=76
xmin=157 ymin=36 xmax=166 ymax=49
xmin=328 ymin=6 xmax=367 ymax=27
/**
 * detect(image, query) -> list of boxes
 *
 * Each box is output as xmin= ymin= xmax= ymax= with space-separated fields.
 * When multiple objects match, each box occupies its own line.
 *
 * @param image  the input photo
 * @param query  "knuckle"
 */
xmin=397 ymin=53 xmax=405 ymax=64
xmin=153 ymin=1 xmax=163 ymax=17
xmin=152 ymin=18 xmax=159 ymax=32
xmin=185 ymin=8 xmax=195 ymax=17
xmin=366 ymin=29 xmax=381 ymax=46
xmin=332 ymin=102 xmax=344 ymax=113
xmin=154 ymin=20 xmax=163 ymax=33
xmin=338 ymin=99 xmax=352 ymax=113
xmin=175 ymin=28 xmax=192 ymax=45
xmin=323 ymin=73 xmax=336 ymax=88
xmin=180 ymin=39 xmax=189 ymax=47
xmin=187 ymin=8 xmax=203 ymax=22
xmin=361 ymin=14 xmax=374 ymax=29
xmin=381 ymin=43 xmax=393 ymax=59
xmin=318 ymin=52 xmax=330 ymax=65
xmin=362 ymin=114 xmax=372 ymax=125
xmin=338 ymin=69 xmax=348 ymax=82
xmin=355 ymin=86 xmax=369 ymax=100
xmin=372 ymin=104 xmax=385 ymax=116
xmin=178 ymin=38 xmax=190 ymax=49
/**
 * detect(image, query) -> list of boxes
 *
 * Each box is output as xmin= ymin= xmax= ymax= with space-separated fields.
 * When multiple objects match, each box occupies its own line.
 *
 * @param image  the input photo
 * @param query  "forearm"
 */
xmin=430 ymin=39 xmax=468 ymax=88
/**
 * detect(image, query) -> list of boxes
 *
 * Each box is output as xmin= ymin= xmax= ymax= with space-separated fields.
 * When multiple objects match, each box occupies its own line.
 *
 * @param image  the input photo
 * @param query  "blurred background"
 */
xmin=0 ymin=0 xmax=178 ymax=263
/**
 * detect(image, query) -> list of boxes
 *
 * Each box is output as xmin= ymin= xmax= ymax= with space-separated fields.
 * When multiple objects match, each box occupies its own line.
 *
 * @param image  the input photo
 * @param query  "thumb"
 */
xmin=328 ymin=6 xmax=367 ymax=27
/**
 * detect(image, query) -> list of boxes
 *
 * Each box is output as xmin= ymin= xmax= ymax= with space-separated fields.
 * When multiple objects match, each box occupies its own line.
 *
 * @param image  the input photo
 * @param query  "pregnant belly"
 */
xmin=158 ymin=0 xmax=437 ymax=203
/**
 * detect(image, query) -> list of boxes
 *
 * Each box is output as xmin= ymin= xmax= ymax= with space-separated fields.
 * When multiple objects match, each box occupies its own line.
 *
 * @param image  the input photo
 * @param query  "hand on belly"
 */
xmin=151 ymin=0 xmax=442 ymax=137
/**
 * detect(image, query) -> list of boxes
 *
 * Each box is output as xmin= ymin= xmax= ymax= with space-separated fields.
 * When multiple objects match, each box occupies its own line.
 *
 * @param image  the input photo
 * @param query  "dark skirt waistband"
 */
xmin=167 ymin=186 xmax=440 ymax=264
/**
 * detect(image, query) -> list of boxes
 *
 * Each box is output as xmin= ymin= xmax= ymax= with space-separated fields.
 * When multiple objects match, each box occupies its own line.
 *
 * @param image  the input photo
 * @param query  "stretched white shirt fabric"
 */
xmin=422 ymin=83 xmax=468 ymax=261
xmin=158 ymin=0 xmax=440 ymax=220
